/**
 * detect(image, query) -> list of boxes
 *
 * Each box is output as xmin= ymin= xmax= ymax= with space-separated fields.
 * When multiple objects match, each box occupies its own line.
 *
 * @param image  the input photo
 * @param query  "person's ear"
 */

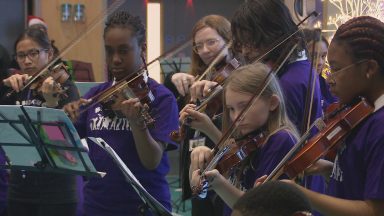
xmin=364 ymin=59 xmax=379 ymax=79
xmin=47 ymin=48 xmax=54 ymax=61
xmin=269 ymin=94 xmax=280 ymax=112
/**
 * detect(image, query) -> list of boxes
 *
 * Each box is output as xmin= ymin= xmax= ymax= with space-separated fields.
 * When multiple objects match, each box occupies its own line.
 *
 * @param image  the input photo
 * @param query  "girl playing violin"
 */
xmin=0 ymin=27 xmax=80 ymax=216
xmin=164 ymin=14 xmax=232 ymax=216
xmin=229 ymin=0 xmax=326 ymax=205
xmin=164 ymin=15 xmax=232 ymax=104
xmin=64 ymin=11 xmax=179 ymax=216
xmin=279 ymin=16 xmax=384 ymax=216
xmin=184 ymin=63 xmax=298 ymax=216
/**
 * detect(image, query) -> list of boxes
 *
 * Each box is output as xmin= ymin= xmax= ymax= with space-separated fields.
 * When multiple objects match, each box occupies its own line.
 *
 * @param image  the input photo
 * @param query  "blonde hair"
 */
xmin=190 ymin=15 xmax=231 ymax=77
xmin=223 ymin=63 xmax=299 ymax=141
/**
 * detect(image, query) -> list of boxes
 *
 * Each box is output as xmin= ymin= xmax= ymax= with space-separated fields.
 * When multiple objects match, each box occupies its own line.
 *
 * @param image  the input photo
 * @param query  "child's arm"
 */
xmin=179 ymin=103 xmax=222 ymax=143
xmin=190 ymin=168 xmax=245 ymax=208
xmin=287 ymin=180 xmax=384 ymax=216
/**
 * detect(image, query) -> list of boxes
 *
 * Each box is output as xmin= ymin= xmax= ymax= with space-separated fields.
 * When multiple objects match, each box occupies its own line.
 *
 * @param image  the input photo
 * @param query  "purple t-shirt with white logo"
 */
xmin=75 ymin=78 xmax=179 ymax=216
xmin=327 ymin=107 xmax=384 ymax=200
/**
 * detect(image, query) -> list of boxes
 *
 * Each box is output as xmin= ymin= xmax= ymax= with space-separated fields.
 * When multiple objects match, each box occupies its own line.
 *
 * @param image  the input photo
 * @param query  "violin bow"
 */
xmin=301 ymin=28 xmax=324 ymax=135
xmin=6 ymin=0 xmax=126 ymax=98
xmin=202 ymin=43 xmax=298 ymax=175
xmin=196 ymin=10 xmax=320 ymax=182
xmin=79 ymin=37 xmax=193 ymax=114
xmin=195 ymin=41 xmax=233 ymax=82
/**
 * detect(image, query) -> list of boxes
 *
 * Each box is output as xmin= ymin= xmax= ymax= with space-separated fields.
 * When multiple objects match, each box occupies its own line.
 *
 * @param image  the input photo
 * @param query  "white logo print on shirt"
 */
xmin=89 ymin=107 xmax=132 ymax=131
xmin=330 ymin=143 xmax=346 ymax=182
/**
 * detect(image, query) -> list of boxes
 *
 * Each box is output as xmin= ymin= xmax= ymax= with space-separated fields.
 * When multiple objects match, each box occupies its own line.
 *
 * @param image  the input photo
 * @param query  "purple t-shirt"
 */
xmin=327 ymin=107 xmax=384 ymax=200
xmin=223 ymin=129 xmax=296 ymax=216
xmin=279 ymin=60 xmax=323 ymax=132
xmin=319 ymin=75 xmax=338 ymax=112
xmin=75 ymin=78 xmax=179 ymax=216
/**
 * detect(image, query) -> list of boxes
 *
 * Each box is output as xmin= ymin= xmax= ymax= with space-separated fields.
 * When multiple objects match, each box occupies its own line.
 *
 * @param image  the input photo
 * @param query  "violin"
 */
xmin=96 ymin=71 xmax=155 ymax=127
xmin=169 ymin=57 xmax=240 ymax=142
xmin=192 ymin=131 xmax=267 ymax=198
xmin=270 ymin=98 xmax=373 ymax=180
xmin=204 ymin=57 xmax=240 ymax=117
xmin=30 ymin=62 xmax=70 ymax=96
xmin=215 ymin=131 xmax=266 ymax=177
xmin=5 ymin=62 xmax=70 ymax=98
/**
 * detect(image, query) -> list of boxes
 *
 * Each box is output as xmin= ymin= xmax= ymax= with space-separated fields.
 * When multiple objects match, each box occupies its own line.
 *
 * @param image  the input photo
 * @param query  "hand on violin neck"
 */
xmin=190 ymin=146 xmax=214 ymax=171
xmin=189 ymin=80 xmax=219 ymax=103
xmin=63 ymin=98 xmax=90 ymax=122
xmin=3 ymin=74 xmax=30 ymax=92
xmin=179 ymin=103 xmax=213 ymax=132
xmin=41 ymin=77 xmax=62 ymax=106
xmin=120 ymin=98 xmax=144 ymax=123
xmin=254 ymin=175 xmax=268 ymax=187
xmin=203 ymin=169 xmax=222 ymax=188
xmin=171 ymin=72 xmax=195 ymax=96
xmin=304 ymin=159 xmax=333 ymax=180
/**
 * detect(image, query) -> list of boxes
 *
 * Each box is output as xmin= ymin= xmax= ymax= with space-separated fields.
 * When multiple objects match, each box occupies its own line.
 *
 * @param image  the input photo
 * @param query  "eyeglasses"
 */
xmin=193 ymin=38 xmax=222 ymax=54
xmin=15 ymin=48 xmax=48 ymax=62
xmin=328 ymin=59 xmax=367 ymax=79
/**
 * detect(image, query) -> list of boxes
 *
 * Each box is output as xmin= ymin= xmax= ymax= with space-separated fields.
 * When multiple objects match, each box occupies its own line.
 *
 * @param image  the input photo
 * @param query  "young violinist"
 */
xmin=164 ymin=15 xmax=232 ymax=216
xmin=63 ymin=11 xmax=179 ymax=215
xmin=280 ymin=16 xmax=384 ymax=216
xmin=185 ymin=63 xmax=299 ymax=216
xmin=164 ymin=14 xmax=232 ymax=104
xmin=229 ymin=0 xmax=326 ymax=203
xmin=0 ymin=27 xmax=80 ymax=216
xmin=302 ymin=28 xmax=337 ymax=113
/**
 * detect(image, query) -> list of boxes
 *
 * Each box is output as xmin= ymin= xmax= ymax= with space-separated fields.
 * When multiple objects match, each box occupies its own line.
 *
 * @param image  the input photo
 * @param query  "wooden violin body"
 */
xmin=216 ymin=132 xmax=266 ymax=177
xmin=192 ymin=131 xmax=266 ymax=197
xmin=283 ymin=99 xmax=374 ymax=178
xmin=29 ymin=62 xmax=70 ymax=97
xmin=99 ymin=72 xmax=155 ymax=126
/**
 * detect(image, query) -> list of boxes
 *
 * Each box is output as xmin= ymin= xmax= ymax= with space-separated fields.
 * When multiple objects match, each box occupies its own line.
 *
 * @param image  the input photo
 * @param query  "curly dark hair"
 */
xmin=332 ymin=16 xmax=384 ymax=75
xmin=233 ymin=181 xmax=312 ymax=216
xmin=104 ymin=10 xmax=146 ymax=46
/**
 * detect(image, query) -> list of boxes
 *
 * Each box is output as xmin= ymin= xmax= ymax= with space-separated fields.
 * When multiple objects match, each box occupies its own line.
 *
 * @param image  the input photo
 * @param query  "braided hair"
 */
xmin=332 ymin=16 xmax=384 ymax=75
xmin=104 ymin=11 xmax=146 ymax=46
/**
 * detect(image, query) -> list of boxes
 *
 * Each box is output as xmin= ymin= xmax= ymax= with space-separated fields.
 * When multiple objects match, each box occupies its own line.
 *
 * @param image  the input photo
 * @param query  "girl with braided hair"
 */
xmin=281 ymin=16 xmax=384 ymax=215
xmin=64 ymin=10 xmax=179 ymax=215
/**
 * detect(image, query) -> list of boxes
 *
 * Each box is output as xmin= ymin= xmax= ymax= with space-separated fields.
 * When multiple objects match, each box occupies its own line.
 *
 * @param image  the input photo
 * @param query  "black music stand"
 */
xmin=160 ymin=57 xmax=191 ymax=80
xmin=0 ymin=105 xmax=102 ymax=177
xmin=88 ymin=137 xmax=173 ymax=216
